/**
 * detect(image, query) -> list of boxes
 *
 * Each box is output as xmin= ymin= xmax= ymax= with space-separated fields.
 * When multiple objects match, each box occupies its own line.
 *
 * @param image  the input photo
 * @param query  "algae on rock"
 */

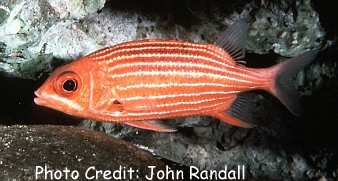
xmin=0 ymin=0 xmax=105 ymax=79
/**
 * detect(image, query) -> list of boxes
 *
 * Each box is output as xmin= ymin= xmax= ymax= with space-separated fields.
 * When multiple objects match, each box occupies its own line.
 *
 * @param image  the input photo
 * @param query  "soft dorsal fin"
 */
xmin=214 ymin=20 xmax=248 ymax=61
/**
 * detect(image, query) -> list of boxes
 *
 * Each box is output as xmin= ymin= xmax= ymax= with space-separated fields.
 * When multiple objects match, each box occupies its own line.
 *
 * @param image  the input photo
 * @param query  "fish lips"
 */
xmin=34 ymin=90 xmax=50 ymax=107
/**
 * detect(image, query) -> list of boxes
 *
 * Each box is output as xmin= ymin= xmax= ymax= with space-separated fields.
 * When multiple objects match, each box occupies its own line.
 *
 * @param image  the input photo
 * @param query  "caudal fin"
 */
xmin=271 ymin=50 xmax=319 ymax=116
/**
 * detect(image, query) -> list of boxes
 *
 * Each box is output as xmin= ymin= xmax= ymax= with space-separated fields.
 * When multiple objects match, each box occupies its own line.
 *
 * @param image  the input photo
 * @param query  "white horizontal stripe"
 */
xmin=47 ymin=94 xmax=83 ymax=112
xmin=109 ymin=61 xmax=227 ymax=73
xmin=123 ymin=97 xmax=226 ymax=114
xmin=120 ymin=90 xmax=239 ymax=102
xmin=150 ymin=96 xmax=229 ymax=108
xmin=116 ymin=82 xmax=240 ymax=90
xmin=119 ymin=101 xmax=227 ymax=117
xmin=110 ymin=70 xmax=252 ymax=84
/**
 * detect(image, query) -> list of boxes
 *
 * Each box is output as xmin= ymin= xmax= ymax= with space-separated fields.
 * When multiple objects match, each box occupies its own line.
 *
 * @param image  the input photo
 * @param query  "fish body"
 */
xmin=34 ymin=20 xmax=318 ymax=132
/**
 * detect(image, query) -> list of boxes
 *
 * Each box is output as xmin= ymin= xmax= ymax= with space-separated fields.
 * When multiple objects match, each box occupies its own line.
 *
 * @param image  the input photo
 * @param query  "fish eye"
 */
xmin=63 ymin=79 xmax=77 ymax=92
xmin=54 ymin=71 xmax=82 ymax=96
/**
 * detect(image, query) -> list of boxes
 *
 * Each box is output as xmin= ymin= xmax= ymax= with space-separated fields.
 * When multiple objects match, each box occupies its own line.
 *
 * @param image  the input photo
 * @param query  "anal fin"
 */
xmin=215 ymin=112 xmax=253 ymax=128
xmin=215 ymin=93 xmax=256 ymax=128
xmin=124 ymin=120 xmax=177 ymax=132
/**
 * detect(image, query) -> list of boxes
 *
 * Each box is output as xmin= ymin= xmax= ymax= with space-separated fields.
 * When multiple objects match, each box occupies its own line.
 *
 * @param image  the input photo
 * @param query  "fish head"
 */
xmin=34 ymin=58 xmax=95 ymax=117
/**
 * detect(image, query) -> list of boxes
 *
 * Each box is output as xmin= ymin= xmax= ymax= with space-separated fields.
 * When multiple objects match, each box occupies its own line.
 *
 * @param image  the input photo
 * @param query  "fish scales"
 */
xmin=90 ymin=41 xmax=266 ymax=95
xmin=102 ymin=41 xmax=264 ymax=81
xmin=105 ymin=40 xmax=269 ymax=84
xmin=84 ymin=40 xmax=271 ymax=119
xmin=91 ymin=40 xmax=228 ymax=64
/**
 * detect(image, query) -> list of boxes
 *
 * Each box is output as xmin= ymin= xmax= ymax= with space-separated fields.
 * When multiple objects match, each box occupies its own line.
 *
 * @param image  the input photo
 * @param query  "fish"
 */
xmin=34 ymin=20 xmax=318 ymax=132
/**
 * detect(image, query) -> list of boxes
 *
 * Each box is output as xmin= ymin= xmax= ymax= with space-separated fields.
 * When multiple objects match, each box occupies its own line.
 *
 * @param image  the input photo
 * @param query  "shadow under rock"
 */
xmin=0 ymin=74 xmax=81 ymax=126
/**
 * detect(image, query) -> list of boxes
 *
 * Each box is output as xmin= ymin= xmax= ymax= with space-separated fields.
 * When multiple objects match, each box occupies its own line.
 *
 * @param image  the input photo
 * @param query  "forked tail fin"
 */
xmin=270 ymin=50 xmax=319 ymax=116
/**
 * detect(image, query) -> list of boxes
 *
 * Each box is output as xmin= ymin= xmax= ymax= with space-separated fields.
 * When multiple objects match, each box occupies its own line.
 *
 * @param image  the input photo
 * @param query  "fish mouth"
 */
xmin=34 ymin=91 xmax=49 ymax=106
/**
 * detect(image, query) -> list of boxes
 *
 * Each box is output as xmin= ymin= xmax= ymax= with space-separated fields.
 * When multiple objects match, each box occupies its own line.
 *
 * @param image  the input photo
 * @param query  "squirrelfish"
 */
xmin=34 ymin=20 xmax=318 ymax=132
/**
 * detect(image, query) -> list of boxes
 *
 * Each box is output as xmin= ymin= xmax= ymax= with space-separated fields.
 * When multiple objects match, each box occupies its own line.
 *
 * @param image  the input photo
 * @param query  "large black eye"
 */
xmin=63 ymin=79 xmax=77 ymax=92
xmin=54 ymin=71 xmax=82 ymax=96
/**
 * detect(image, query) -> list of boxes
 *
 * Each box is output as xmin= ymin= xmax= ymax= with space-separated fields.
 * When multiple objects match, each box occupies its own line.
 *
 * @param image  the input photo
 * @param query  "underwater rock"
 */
xmin=245 ymin=0 xmax=326 ymax=57
xmin=119 ymin=120 xmax=314 ymax=181
xmin=0 ymin=0 xmax=328 ymax=79
xmin=47 ymin=0 xmax=106 ymax=20
xmin=0 ymin=0 xmax=106 ymax=79
xmin=0 ymin=125 xmax=168 ymax=180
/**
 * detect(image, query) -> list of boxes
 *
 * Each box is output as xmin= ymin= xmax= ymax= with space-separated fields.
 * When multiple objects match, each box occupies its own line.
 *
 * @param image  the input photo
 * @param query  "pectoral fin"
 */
xmin=124 ymin=120 xmax=177 ymax=132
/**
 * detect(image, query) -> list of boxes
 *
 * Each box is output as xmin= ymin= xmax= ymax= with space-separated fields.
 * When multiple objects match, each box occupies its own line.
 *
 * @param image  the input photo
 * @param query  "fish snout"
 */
xmin=34 ymin=90 xmax=48 ymax=106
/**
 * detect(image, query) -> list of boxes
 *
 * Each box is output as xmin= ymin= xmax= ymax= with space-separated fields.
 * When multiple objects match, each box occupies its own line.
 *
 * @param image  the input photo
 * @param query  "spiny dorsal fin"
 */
xmin=214 ymin=20 xmax=248 ymax=61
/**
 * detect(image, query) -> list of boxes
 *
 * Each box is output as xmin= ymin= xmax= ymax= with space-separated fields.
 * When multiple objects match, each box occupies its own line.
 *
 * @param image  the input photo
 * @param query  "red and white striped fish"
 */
xmin=34 ymin=20 xmax=318 ymax=132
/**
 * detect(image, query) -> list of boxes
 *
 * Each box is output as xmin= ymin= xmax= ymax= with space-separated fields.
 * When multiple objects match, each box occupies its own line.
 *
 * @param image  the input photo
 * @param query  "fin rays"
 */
xmin=272 ymin=50 xmax=319 ymax=116
xmin=215 ymin=20 xmax=248 ymax=61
